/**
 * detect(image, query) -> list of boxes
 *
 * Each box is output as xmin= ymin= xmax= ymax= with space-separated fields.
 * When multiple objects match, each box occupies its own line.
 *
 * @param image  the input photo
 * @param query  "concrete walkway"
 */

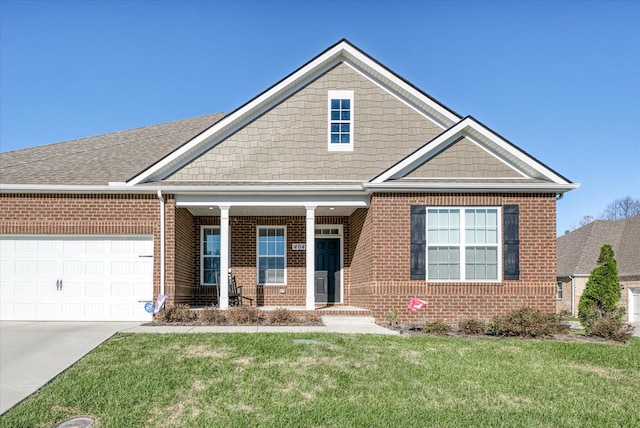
xmin=121 ymin=315 xmax=399 ymax=335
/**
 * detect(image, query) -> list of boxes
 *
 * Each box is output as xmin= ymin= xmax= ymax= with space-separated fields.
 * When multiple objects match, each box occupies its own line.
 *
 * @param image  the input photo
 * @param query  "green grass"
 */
xmin=2 ymin=334 xmax=639 ymax=427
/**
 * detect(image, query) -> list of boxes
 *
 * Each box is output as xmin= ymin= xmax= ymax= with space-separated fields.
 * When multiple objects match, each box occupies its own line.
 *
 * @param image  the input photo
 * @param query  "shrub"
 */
xmin=268 ymin=308 xmax=297 ymax=325
xmin=458 ymin=318 xmax=486 ymax=335
xmin=154 ymin=304 xmax=198 ymax=324
xmin=579 ymin=244 xmax=623 ymax=328
xmin=587 ymin=314 xmax=634 ymax=343
xmin=423 ymin=320 xmax=451 ymax=336
xmin=489 ymin=307 xmax=568 ymax=338
xmin=226 ymin=307 xmax=264 ymax=325
xmin=197 ymin=307 xmax=228 ymax=325
xmin=385 ymin=309 xmax=400 ymax=327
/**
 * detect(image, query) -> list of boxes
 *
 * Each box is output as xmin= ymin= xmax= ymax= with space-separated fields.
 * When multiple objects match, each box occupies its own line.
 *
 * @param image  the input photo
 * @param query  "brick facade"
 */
xmin=350 ymin=193 xmax=559 ymax=323
xmin=1 ymin=192 xmax=560 ymax=323
xmin=0 ymin=193 xmax=164 ymax=299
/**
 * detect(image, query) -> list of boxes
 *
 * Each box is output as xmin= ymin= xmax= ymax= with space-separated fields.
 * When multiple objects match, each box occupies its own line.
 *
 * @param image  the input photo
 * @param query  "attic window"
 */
xmin=328 ymin=90 xmax=353 ymax=151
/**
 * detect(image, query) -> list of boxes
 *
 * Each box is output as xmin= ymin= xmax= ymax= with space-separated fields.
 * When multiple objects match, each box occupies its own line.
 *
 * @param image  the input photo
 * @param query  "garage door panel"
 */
xmin=1 ymin=236 xmax=154 ymax=321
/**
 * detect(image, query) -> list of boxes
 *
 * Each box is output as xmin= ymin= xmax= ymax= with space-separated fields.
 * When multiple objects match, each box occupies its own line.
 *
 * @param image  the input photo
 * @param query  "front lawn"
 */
xmin=1 ymin=334 xmax=639 ymax=427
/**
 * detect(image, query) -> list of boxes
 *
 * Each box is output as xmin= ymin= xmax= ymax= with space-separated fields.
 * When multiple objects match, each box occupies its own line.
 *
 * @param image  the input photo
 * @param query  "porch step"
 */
xmin=321 ymin=315 xmax=377 ymax=326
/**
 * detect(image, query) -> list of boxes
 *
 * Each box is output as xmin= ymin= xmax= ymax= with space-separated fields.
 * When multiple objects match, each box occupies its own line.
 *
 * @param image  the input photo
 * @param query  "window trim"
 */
xmin=425 ymin=206 xmax=502 ymax=283
xmin=200 ymin=226 xmax=221 ymax=286
xmin=557 ymin=281 xmax=563 ymax=300
xmin=327 ymin=90 xmax=354 ymax=152
xmin=256 ymin=226 xmax=287 ymax=286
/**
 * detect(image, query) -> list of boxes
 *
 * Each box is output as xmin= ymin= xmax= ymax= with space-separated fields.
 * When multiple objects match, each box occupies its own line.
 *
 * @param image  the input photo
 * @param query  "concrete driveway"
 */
xmin=0 ymin=321 xmax=139 ymax=415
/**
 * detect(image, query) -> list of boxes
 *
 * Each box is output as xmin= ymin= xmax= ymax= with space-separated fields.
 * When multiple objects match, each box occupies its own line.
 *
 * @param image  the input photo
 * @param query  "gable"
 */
xmin=404 ymin=137 xmax=523 ymax=179
xmin=167 ymin=63 xmax=443 ymax=182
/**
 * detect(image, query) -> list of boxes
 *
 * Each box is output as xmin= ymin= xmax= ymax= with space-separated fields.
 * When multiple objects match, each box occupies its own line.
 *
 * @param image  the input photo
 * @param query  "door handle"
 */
xmin=56 ymin=280 xmax=60 ymax=291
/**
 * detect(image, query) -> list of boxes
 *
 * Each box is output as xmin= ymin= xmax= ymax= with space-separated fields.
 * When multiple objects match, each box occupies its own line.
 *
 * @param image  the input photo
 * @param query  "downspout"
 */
xmin=157 ymin=190 xmax=166 ymax=296
xmin=570 ymin=275 xmax=575 ymax=316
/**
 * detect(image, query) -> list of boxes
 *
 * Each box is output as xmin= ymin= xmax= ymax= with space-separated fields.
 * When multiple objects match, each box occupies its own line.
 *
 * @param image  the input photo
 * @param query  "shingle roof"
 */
xmin=0 ymin=113 xmax=225 ymax=185
xmin=557 ymin=215 xmax=640 ymax=276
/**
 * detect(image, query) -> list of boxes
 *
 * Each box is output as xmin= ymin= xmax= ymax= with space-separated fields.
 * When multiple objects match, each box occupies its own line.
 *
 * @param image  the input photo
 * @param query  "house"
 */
xmin=0 ymin=39 xmax=578 ymax=323
xmin=557 ymin=215 xmax=640 ymax=322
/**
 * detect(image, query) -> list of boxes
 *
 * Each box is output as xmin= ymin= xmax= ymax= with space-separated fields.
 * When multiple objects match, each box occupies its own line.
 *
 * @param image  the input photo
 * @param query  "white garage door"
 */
xmin=631 ymin=288 xmax=640 ymax=323
xmin=0 ymin=236 xmax=154 ymax=321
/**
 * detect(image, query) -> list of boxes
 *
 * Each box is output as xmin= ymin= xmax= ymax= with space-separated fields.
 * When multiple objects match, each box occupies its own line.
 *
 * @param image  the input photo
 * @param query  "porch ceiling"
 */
xmin=186 ymin=206 xmax=359 ymax=217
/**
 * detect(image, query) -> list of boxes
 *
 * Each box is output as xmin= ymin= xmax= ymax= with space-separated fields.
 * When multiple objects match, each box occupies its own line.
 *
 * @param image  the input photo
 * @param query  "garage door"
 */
xmin=0 ymin=236 xmax=154 ymax=321
xmin=631 ymin=288 xmax=640 ymax=323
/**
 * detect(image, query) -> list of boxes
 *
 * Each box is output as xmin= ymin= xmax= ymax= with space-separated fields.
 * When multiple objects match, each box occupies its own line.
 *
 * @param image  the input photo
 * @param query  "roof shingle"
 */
xmin=557 ymin=215 xmax=640 ymax=276
xmin=0 ymin=113 xmax=225 ymax=185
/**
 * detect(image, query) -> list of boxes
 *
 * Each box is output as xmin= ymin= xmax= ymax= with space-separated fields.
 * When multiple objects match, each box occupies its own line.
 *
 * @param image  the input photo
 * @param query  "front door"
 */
xmin=315 ymin=238 xmax=340 ymax=303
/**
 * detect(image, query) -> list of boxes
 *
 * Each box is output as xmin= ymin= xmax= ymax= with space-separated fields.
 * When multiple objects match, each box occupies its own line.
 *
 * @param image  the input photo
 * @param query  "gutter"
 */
xmin=157 ymin=190 xmax=165 ymax=296
xmin=570 ymin=275 xmax=575 ymax=317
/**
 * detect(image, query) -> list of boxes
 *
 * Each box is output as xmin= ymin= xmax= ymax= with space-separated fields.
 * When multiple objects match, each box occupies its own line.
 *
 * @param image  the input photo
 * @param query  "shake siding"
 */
xmin=168 ymin=63 xmax=442 ymax=182
xmin=406 ymin=137 xmax=523 ymax=178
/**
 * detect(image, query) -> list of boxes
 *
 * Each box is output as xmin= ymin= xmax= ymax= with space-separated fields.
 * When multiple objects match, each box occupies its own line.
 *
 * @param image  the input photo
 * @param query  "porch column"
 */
xmin=305 ymin=205 xmax=316 ymax=310
xmin=219 ymin=205 xmax=230 ymax=310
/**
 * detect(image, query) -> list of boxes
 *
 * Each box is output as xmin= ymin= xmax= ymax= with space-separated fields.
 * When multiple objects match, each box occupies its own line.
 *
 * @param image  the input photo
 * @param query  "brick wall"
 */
xmin=174 ymin=206 xmax=195 ymax=304
xmin=0 ymin=193 xmax=163 ymax=298
xmin=350 ymin=193 xmax=559 ymax=323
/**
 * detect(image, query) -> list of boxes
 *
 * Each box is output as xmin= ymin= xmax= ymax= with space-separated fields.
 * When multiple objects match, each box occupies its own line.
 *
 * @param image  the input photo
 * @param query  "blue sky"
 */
xmin=1 ymin=0 xmax=639 ymax=235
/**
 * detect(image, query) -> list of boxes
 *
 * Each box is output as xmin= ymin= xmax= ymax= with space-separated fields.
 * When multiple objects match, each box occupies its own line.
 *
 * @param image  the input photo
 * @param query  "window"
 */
xmin=426 ymin=208 xmax=499 ymax=281
xmin=257 ymin=227 xmax=286 ymax=285
xmin=557 ymin=282 xmax=563 ymax=299
xmin=201 ymin=227 xmax=220 ymax=285
xmin=328 ymin=90 xmax=353 ymax=151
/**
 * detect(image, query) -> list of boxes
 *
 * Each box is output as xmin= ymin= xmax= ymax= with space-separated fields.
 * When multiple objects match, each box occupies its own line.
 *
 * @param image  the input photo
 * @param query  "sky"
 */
xmin=1 ymin=0 xmax=639 ymax=235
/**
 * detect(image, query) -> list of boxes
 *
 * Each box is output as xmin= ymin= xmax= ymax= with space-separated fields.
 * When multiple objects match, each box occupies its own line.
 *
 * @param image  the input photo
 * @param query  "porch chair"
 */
xmin=228 ymin=274 xmax=254 ymax=307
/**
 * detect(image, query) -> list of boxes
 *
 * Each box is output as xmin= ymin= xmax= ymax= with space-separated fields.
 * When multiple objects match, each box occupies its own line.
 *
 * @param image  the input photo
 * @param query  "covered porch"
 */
xmin=170 ymin=193 xmax=369 ymax=310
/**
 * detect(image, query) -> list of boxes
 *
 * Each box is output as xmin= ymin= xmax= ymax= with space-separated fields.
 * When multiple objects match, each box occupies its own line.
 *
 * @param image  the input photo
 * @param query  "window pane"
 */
xmin=341 ymin=99 xmax=350 ymax=109
xmin=487 ymin=229 xmax=498 ymax=244
xmin=341 ymin=124 xmax=350 ymax=132
xmin=331 ymin=133 xmax=340 ymax=143
xmin=331 ymin=99 xmax=340 ymax=109
xmin=331 ymin=111 xmax=340 ymax=120
xmin=341 ymin=111 xmax=350 ymax=120
xmin=450 ymin=229 xmax=460 ymax=244
xmin=466 ymin=229 xmax=475 ymax=244
xmin=341 ymin=134 xmax=350 ymax=143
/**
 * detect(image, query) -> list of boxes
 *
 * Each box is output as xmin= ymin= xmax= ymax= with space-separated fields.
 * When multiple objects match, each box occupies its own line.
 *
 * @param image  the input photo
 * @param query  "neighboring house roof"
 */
xmin=0 ymin=113 xmax=225 ymax=185
xmin=0 ymin=39 xmax=577 ymax=196
xmin=557 ymin=215 xmax=640 ymax=277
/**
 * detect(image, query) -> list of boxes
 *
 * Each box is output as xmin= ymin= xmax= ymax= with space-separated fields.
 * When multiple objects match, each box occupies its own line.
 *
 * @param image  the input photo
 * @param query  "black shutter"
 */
xmin=503 ymin=204 xmax=520 ymax=280
xmin=410 ymin=205 xmax=426 ymax=280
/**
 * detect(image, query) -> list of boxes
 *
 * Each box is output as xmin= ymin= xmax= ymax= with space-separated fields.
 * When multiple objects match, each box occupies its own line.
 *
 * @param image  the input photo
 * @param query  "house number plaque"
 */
xmin=291 ymin=243 xmax=306 ymax=250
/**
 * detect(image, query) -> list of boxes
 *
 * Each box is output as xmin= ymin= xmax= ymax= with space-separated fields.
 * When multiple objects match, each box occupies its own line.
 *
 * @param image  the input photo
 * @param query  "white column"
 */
xmin=219 ymin=206 xmax=230 ymax=310
xmin=305 ymin=205 xmax=316 ymax=310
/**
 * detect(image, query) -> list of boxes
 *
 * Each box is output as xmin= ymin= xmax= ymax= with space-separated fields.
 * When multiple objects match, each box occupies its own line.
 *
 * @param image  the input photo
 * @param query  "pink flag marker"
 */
xmin=407 ymin=297 xmax=427 ymax=311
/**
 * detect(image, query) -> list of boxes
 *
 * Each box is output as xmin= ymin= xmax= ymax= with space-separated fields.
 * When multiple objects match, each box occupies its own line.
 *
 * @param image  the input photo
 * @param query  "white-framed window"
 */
xmin=557 ymin=282 xmax=563 ymax=299
xmin=328 ymin=90 xmax=353 ymax=151
xmin=257 ymin=226 xmax=286 ymax=285
xmin=201 ymin=227 xmax=220 ymax=285
xmin=427 ymin=207 xmax=500 ymax=281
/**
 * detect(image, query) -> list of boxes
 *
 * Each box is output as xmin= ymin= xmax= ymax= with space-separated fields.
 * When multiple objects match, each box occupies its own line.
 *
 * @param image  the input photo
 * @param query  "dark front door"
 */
xmin=315 ymin=238 xmax=340 ymax=303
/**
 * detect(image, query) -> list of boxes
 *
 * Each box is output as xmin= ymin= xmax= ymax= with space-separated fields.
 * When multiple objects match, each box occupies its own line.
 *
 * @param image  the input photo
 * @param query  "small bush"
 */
xmin=268 ymin=308 xmax=297 ymax=325
xmin=423 ymin=320 xmax=452 ymax=336
xmin=226 ymin=307 xmax=264 ymax=325
xmin=385 ymin=309 xmax=400 ymax=327
xmin=489 ymin=307 xmax=568 ymax=338
xmin=197 ymin=307 xmax=228 ymax=325
xmin=459 ymin=319 xmax=486 ymax=335
xmin=154 ymin=304 xmax=198 ymax=324
xmin=587 ymin=315 xmax=634 ymax=343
